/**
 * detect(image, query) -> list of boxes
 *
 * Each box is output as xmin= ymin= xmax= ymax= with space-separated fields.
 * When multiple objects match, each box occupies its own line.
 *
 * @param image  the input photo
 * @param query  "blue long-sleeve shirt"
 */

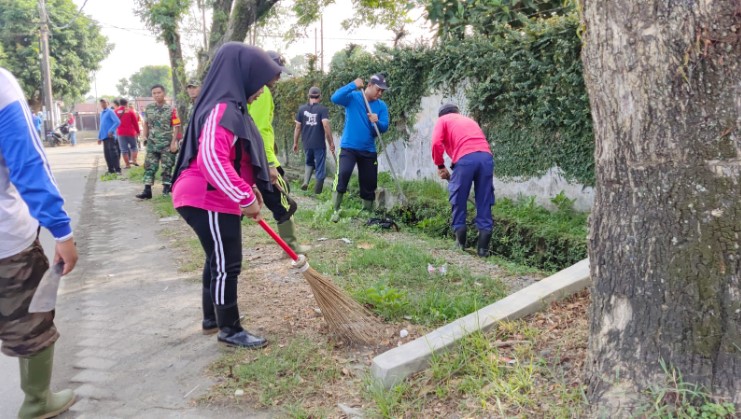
xmin=98 ymin=107 xmax=120 ymax=140
xmin=0 ymin=68 xmax=72 ymax=258
xmin=331 ymin=81 xmax=389 ymax=153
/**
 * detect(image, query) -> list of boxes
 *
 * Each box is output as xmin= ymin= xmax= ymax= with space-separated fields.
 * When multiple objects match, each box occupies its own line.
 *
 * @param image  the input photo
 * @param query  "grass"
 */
xmin=363 ymin=320 xmax=588 ymax=418
xmin=100 ymin=172 xmax=119 ymax=181
xmin=209 ymin=337 xmax=341 ymax=412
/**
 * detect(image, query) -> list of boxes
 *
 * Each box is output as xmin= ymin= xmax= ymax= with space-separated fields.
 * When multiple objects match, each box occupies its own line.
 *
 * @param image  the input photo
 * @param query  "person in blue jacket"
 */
xmin=330 ymin=74 xmax=389 ymax=222
xmin=98 ymin=98 xmax=121 ymax=174
xmin=0 ymin=67 xmax=79 ymax=419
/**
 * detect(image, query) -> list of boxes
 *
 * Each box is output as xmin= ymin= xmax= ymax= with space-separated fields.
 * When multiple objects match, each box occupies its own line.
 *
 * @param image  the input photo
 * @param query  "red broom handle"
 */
xmin=257 ymin=219 xmax=299 ymax=261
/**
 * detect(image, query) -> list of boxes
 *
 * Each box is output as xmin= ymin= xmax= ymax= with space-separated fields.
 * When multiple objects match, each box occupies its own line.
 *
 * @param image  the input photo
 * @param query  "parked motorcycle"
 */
xmin=45 ymin=122 xmax=70 ymax=147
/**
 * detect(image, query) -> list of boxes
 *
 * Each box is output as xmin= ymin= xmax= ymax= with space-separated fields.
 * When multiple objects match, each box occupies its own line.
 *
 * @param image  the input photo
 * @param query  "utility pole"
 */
xmin=320 ymin=17 xmax=324 ymax=73
xmin=38 ymin=0 xmax=55 ymax=134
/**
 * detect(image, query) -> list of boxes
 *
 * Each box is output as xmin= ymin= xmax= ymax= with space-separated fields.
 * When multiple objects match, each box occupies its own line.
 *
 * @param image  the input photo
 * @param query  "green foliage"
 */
xmin=274 ymin=14 xmax=594 ymax=185
xmin=118 ymin=65 xmax=174 ymax=98
xmin=637 ymin=360 xmax=737 ymax=419
xmin=425 ymin=0 xmax=573 ymax=38
xmin=0 ymin=0 xmax=111 ymax=106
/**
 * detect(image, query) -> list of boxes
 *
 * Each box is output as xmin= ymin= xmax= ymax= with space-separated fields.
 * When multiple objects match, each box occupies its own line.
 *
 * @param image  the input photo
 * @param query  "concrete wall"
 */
xmin=376 ymin=90 xmax=595 ymax=212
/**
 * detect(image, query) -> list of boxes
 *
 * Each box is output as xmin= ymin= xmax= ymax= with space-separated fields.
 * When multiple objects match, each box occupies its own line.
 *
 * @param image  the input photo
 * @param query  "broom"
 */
xmin=256 ymin=219 xmax=380 ymax=344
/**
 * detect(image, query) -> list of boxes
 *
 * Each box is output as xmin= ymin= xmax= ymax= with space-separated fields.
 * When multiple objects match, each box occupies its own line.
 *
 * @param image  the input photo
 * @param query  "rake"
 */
xmin=256 ymin=219 xmax=380 ymax=344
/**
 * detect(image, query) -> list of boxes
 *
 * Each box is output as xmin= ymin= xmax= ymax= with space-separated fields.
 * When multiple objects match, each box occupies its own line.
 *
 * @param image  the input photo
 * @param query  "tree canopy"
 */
xmin=117 ymin=65 xmax=174 ymax=98
xmin=0 ymin=0 xmax=111 ymax=108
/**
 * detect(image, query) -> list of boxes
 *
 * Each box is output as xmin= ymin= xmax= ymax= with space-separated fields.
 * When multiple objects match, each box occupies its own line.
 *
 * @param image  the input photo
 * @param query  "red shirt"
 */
xmin=115 ymin=106 xmax=141 ymax=137
xmin=431 ymin=113 xmax=491 ymax=166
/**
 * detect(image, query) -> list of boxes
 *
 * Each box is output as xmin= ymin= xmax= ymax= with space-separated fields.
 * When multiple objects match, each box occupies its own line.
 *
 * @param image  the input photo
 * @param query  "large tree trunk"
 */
xmin=581 ymin=0 xmax=740 ymax=415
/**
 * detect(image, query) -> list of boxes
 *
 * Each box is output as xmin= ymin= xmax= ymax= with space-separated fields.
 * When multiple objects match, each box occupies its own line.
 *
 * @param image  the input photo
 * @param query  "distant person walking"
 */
xmin=0 ymin=67 xmax=79 ymax=419
xmin=431 ymin=103 xmax=494 ymax=257
xmin=115 ymin=98 xmax=140 ymax=168
xmin=136 ymin=85 xmax=181 ymax=199
xmin=98 ymin=98 xmax=121 ymax=174
xmin=293 ymin=86 xmax=334 ymax=194
xmin=33 ymin=112 xmax=42 ymax=138
xmin=66 ymin=113 xmax=77 ymax=146
xmin=330 ymin=74 xmax=390 ymax=222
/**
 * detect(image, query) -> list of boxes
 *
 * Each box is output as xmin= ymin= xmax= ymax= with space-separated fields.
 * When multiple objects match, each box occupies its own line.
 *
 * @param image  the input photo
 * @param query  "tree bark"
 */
xmin=581 ymin=0 xmax=741 ymax=415
xmin=164 ymin=29 xmax=189 ymax=125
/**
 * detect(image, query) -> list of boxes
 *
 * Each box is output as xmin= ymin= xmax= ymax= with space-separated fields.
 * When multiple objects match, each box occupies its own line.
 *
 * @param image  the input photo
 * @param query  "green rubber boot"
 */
xmin=277 ymin=218 xmax=310 ymax=254
xmin=301 ymin=166 xmax=314 ymax=191
xmin=330 ymin=192 xmax=344 ymax=223
xmin=18 ymin=344 xmax=75 ymax=419
xmin=362 ymin=199 xmax=374 ymax=212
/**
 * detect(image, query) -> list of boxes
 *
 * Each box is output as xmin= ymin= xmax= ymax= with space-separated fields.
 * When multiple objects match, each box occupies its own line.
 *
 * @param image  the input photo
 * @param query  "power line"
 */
xmin=49 ymin=0 xmax=89 ymax=30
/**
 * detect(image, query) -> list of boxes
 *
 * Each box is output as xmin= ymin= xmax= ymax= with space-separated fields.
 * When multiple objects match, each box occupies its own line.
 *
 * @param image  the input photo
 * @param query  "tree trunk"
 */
xmin=164 ymin=29 xmax=188 ymax=125
xmin=581 ymin=0 xmax=741 ymax=415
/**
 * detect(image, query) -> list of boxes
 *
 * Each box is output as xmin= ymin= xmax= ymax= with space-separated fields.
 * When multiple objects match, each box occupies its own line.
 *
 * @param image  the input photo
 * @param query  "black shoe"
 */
xmin=477 ymin=231 xmax=492 ymax=258
xmin=454 ymin=227 xmax=467 ymax=250
xmin=300 ymin=183 xmax=308 ymax=191
xmin=202 ymin=319 xmax=218 ymax=335
xmin=162 ymin=184 xmax=171 ymax=196
xmin=217 ymin=328 xmax=267 ymax=349
xmin=136 ymin=185 xmax=152 ymax=200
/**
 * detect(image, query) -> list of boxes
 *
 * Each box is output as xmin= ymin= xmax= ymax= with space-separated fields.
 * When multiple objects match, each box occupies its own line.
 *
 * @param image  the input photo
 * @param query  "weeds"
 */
xmin=99 ymin=172 xmax=119 ymax=181
xmin=638 ymin=360 xmax=737 ymax=419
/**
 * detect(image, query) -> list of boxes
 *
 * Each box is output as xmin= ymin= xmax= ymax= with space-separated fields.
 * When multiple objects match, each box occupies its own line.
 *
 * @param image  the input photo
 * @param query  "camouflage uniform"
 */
xmin=142 ymin=103 xmax=180 ymax=186
xmin=0 ymin=240 xmax=58 ymax=357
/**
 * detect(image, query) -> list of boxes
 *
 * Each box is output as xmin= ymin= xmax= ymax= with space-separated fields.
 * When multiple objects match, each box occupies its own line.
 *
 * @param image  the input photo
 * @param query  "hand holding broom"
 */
xmin=256 ymin=219 xmax=379 ymax=344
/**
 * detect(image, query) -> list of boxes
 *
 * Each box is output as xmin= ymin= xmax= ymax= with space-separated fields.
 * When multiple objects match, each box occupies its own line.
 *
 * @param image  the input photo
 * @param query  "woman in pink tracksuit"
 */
xmin=171 ymin=43 xmax=281 ymax=349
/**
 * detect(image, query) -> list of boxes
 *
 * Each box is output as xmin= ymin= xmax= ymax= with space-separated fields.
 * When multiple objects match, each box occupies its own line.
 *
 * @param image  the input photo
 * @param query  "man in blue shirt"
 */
xmin=0 ymin=67 xmax=79 ymax=419
xmin=32 ymin=112 xmax=42 ymax=138
xmin=330 ymin=74 xmax=389 ymax=222
xmin=98 ymin=98 xmax=121 ymax=174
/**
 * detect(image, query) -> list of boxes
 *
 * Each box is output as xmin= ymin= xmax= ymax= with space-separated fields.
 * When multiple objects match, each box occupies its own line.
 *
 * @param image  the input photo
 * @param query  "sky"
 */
xmin=73 ymin=0 xmax=432 ymax=97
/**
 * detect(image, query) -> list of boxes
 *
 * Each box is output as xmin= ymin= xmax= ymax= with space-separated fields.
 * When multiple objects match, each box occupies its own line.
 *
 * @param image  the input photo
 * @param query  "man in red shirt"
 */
xmin=115 ymin=98 xmax=140 ymax=168
xmin=431 ymin=103 xmax=495 ymax=257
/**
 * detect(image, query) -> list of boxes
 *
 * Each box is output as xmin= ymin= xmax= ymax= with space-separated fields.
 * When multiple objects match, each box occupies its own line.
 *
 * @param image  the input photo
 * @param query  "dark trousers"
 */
xmin=103 ymin=138 xmax=121 ymax=173
xmin=334 ymin=148 xmax=378 ymax=201
xmin=256 ymin=168 xmax=291 ymax=223
xmin=449 ymin=152 xmax=495 ymax=232
xmin=176 ymin=206 xmax=243 ymax=329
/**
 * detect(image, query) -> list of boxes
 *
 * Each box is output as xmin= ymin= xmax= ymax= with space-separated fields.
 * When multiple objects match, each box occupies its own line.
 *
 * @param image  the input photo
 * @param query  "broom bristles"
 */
xmin=302 ymin=266 xmax=380 ymax=344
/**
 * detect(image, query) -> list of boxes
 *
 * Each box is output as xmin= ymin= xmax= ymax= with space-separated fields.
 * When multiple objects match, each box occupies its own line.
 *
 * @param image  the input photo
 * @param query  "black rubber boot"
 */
xmin=454 ymin=227 xmax=467 ymax=250
xmin=477 ymin=230 xmax=492 ymax=258
xmin=162 ymin=184 xmax=171 ymax=196
xmin=135 ymin=185 xmax=152 ymax=200
xmin=216 ymin=306 xmax=267 ymax=349
xmin=313 ymin=179 xmax=324 ymax=194
xmin=301 ymin=166 xmax=313 ymax=191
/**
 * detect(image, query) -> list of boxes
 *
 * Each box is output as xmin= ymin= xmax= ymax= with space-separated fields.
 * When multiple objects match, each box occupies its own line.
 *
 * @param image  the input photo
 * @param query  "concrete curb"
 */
xmin=371 ymin=258 xmax=591 ymax=388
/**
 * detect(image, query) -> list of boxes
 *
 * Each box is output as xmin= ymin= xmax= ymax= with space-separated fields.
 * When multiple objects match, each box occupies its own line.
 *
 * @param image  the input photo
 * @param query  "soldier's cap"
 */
xmin=369 ymin=73 xmax=388 ymax=90
xmin=308 ymin=86 xmax=321 ymax=98
xmin=186 ymin=79 xmax=200 ymax=88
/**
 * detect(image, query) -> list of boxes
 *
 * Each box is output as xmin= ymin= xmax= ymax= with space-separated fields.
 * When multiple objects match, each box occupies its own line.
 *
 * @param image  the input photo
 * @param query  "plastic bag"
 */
xmin=28 ymin=262 xmax=64 ymax=313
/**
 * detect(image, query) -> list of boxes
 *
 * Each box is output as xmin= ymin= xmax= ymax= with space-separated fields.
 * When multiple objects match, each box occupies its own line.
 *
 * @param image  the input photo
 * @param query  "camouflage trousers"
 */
xmin=143 ymin=146 xmax=177 ymax=186
xmin=0 ymin=239 xmax=58 ymax=357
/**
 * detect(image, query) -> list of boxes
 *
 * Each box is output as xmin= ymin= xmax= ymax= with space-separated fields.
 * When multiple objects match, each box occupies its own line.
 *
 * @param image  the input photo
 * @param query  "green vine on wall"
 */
xmin=274 ymin=14 xmax=595 ymax=185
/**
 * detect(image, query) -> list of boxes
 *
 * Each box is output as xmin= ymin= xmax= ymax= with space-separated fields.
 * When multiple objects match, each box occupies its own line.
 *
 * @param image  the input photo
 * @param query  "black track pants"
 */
xmin=177 ymin=206 xmax=242 ymax=326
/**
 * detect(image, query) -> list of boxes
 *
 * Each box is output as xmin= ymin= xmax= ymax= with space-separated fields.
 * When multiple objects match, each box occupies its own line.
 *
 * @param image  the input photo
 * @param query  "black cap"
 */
xmin=438 ymin=103 xmax=460 ymax=117
xmin=266 ymin=50 xmax=291 ymax=75
xmin=369 ymin=73 xmax=388 ymax=90
xmin=308 ymin=86 xmax=321 ymax=98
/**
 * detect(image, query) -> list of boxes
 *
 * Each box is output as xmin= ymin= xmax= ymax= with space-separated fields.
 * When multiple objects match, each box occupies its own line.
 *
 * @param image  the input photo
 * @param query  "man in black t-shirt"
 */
xmin=293 ymin=86 xmax=335 ymax=194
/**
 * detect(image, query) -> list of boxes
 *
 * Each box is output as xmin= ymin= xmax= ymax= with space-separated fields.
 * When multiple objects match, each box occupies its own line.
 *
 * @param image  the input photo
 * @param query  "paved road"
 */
xmin=1 ymin=143 xmax=265 ymax=418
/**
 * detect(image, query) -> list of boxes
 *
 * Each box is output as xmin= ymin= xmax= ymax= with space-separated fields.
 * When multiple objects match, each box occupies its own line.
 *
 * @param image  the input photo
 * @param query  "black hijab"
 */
xmin=172 ymin=42 xmax=282 ymax=188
